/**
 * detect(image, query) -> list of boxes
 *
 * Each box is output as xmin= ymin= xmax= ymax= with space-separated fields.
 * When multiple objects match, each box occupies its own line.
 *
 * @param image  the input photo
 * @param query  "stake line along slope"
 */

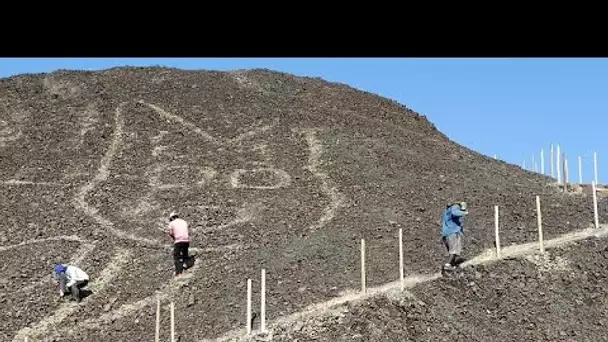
xmin=0 ymin=66 xmax=606 ymax=342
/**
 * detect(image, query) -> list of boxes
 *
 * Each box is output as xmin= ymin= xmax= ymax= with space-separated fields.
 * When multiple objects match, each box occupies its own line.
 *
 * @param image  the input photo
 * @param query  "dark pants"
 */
xmin=58 ymin=272 xmax=88 ymax=302
xmin=442 ymin=234 xmax=465 ymax=267
xmin=70 ymin=280 xmax=89 ymax=302
xmin=173 ymin=242 xmax=189 ymax=274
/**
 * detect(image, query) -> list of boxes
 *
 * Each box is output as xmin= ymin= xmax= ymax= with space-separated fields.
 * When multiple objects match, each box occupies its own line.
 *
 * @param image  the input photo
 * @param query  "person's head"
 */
xmin=459 ymin=201 xmax=467 ymax=211
xmin=54 ymin=264 xmax=67 ymax=275
xmin=446 ymin=201 xmax=467 ymax=211
xmin=169 ymin=211 xmax=179 ymax=222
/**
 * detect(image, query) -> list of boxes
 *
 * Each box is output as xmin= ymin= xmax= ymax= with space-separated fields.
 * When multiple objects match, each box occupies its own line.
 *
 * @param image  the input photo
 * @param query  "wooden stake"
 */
xmin=361 ymin=238 xmax=366 ymax=293
xmin=494 ymin=205 xmax=501 ymax=258
xmin=557 ymin=145 xmax=561 ymax=184
xmin=541 ymin=149 xmax=545 ymax=174
xmin=593 ymin=181 xmax=599 ymax=229
xmin=594 ymin=152 xmax=598 ymax=185
xmin=246 ymin=278 xmax=252 ymax=335
xmin=536 ymin=196 xmax=544 ymax=253
xmin=550 ymin=144 xmax=554 ymax=178
xmin=564 ymin=155 xmax=569 ymax=190
xmin=260 ymin=269 xmax=266 ymax=333
xmin=398 ymin=228 xmax=404 ymax=291
xmin=579 ymin=156 xmax=583 ymax=184
xmin=170 ymin=302 xmax=175 ymax=342
xmin=155 ymin=299 xmax=160 ymax=342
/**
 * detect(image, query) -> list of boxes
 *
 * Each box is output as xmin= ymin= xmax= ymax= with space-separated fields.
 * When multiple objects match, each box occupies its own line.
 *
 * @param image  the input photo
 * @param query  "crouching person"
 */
xmin=54 ymin=264 xmax=90 ymax=302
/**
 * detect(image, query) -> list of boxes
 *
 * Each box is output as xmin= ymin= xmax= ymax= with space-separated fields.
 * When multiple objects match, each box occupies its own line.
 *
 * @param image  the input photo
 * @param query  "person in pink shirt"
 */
xmin=168 ymin=211 xmax=191 ymax=276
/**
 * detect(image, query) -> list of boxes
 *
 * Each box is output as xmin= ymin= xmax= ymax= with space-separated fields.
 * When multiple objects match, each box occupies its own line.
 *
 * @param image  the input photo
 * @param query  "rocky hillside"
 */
xmin=270 ymin=235 xmax=608 ymax=342
xmin=0 ymin=66 xmax=605 ymax=342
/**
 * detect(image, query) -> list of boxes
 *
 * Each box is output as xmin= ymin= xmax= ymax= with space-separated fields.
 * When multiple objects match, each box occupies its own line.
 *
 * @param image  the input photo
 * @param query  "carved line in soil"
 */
xmin=76 ymin=258 xmax=203 ymax=333
xmin=0 ymin=114 xmax=25 ymax=148
xmin=0 ymin=235 xmax=96 ymax=296
xmin=12 ymin=248 xmax=132 ymax=342
xmin=125 ymin=127 xmax=252 ymax=240
xmin=197 ymin=204 xmax=254 ymax=234
xmin=4 ymin=102 xmax=240 ymax=340
xmin=202 ymin=224 xmax=608 ymax=342
xmin=296 ymin=128 xmax=346 ymax=233
xmin=141 ymin=101 xmax=279 ymax=145
xmin=0 ymin=235 xmax=86 ymax=253
xmin=77 ymin=103 xmax=100 ymax=147
xmin=21 ymin=240 xmax=97 ymax=293
xmin=72 ymin=102 xmax=165 ymax=249
xmin=0 ymin=180 xmax=67 ymax=186
xmin=7 ymin=103 xmax=348 ymax=341
xmin=229 ymin=168 xmax=292 ymax=189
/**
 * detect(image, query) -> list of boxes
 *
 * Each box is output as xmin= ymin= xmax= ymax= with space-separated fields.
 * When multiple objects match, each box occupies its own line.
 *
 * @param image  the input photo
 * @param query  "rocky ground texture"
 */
xmin=0 ymin=67 xmax=606 ymax=342
xmin=270 ymin=236 xmax=608 ymax=342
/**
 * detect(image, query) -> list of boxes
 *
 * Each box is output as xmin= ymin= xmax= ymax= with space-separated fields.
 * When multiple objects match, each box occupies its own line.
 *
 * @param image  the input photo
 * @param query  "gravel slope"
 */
xmin=270 ymin=236 xmax=608 ymax=342
xmin=0 ymin=66 xmax=605 ymax=342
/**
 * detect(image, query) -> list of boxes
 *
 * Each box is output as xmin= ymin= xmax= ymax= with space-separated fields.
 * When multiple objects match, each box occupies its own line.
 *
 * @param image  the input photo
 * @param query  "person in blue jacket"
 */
xmin=441 ymin=201 xmax=468 ymax=272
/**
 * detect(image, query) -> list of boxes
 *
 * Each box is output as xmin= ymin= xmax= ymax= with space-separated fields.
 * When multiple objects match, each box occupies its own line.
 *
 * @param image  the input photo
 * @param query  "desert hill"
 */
xmin=269 ymin=235 xmax=608 ymax=342
xmin=0 ymin=66 xmax=605 ymax=342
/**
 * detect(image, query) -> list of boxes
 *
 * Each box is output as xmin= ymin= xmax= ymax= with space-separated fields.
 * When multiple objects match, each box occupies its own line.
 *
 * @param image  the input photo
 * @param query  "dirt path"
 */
xmin=201 ymin=223 xmax=608 ymax=342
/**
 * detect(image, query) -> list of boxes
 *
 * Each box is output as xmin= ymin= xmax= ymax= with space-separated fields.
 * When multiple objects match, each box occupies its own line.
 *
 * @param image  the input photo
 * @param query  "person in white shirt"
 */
xmin=54 ymin=264 xmax=90 ymax=302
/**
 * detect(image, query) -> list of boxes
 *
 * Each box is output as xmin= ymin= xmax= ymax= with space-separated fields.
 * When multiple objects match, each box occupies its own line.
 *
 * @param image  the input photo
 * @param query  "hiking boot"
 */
xmin=441 ymin=263 xmax=456 ymax=275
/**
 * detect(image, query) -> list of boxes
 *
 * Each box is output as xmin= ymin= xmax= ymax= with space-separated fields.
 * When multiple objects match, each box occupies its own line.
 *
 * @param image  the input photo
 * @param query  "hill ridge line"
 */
xmin=202 ymin=223 xmax=608 ymax=342
xmin=2 ymin=67 xmax=605 ymax=341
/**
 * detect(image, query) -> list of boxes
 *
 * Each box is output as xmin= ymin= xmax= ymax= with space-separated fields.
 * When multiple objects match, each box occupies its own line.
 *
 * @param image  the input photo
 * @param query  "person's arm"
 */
xmin=168 ymin=223 xmax=175 ymax=241
xmin=57 ymin=272 xmax=68 ymax=296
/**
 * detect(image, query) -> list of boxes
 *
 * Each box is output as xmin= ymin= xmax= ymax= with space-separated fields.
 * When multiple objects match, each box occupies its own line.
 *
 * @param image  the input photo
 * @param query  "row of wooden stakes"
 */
xmin=148 ymin=184 xmax=602 ymax=340
xmin=241 ymin=186 xmax=602 ymax=336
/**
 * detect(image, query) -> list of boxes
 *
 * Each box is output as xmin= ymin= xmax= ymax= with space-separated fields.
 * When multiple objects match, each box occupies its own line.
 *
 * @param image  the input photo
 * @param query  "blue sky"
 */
xmin=0 ymin=57 xmax=605 ymax=184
